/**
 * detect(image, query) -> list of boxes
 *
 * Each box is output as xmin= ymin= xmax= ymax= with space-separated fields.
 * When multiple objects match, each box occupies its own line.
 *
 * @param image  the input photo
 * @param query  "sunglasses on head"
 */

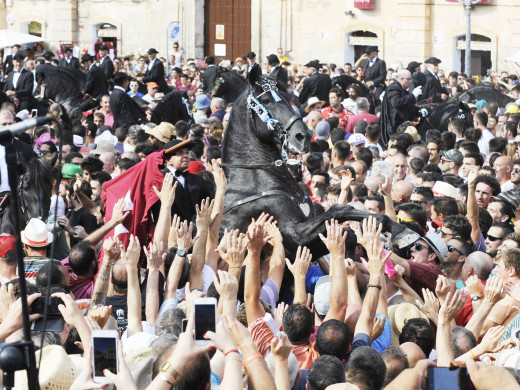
xmin=487 ymin=234 xmax=504 ymax=242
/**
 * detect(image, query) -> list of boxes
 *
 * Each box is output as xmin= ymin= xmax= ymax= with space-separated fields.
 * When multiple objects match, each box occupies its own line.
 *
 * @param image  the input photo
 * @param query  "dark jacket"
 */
xmin=363 ymin=57 xmax=387 ymax=87
xmin=110 ymin=87 xmax=144 ymax=129
xmin=299 ymin=72 xmax=332 ymax=105
xmin=3 ymin=55 xmax=14 ymax=75
xmin=59 ymin=56 xmax=80 ymax=70
xmin=380 ymin=81 xmax=418 ymax=146
xmin=99 ymin=56 xmax=115 ymax=79
xmin=269 ymin=65 xmax=288 ymax=88
xmin=3 ymin=69 xmax=34 ymax=99
xmin=83 ymin=64 xmax=108 ymax=101
xmin=422 ymin=69 xmax=448 ymax=104
xmin=143 ymin=59 xmax=169 ymax=94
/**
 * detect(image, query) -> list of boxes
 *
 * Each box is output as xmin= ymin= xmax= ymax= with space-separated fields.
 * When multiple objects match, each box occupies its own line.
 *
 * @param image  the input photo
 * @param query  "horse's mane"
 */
xmin=457 ymin=85 xmax=514 ymax=107
xmin=153 ymin=90 xmax=190 ymax=123
xmin=40 ymin=67 xmax=86 ymax=98
xmin=22 ymin=158 xmax=53 ymax=221
xmin=24 ymin=158 xmax=53 ymax=190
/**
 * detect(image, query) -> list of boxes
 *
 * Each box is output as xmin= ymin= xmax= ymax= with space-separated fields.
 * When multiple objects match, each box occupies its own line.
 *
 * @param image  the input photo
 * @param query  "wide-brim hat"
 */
xmin=43 ymin=52 xmax=54 ymax=60
xmin=145 ymin=122 xmax=175 ymax=144
xmin=425 ymin=57 xmax=442 ymax=65
xmin=388 ymin=303 xmax=429 ymax=346
xmin=113 ymin=72 xmax=129 ymax=83
xmin=91 ymin=139 xmax=116 ymax=155
xmin=81 ymin=54 xmax=93 ymax=63
xmin=147 ymin=48 xmax=159 ymax=54
xmin=304 ymin=60 xmax=321 ymax=69
xmin=407 ymin=61 xmax=422 ymax=70
xmin=21 ymin=218 xmax=53 ymax=247
xmin=305 ymin=97 xmax=325 ymax=113
xmin=266 ymin=54 xmax=279 ymax=66
xmin=15 ymin=345 xmax=85 ymax=389
xmin=364 ymin=46 xmax=379 ymax=54
xmin=99 ymin=44 xmax=109 ymax=51
xmin=246 ymin=52 xmax=256 ymax=59
xmin=163 ymin=138 xmax=196 ymax=153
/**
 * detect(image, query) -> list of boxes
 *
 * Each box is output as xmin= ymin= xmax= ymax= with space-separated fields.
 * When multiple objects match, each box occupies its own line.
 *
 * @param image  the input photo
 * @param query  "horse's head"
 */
xmin=21 ymin=158 xmax=53 ymax=224
xmin=245 ymin=65 xmax=311 ymax=155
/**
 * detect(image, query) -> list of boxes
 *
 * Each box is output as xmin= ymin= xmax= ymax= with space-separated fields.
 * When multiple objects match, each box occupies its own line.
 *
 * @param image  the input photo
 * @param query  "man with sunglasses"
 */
xmin=485 ymin=222 xmax=514 ymax=258
xmin=410 ymin=187 xmax=434 ymax=220
xmin=443 ymin=237 xmax=472 ymax=289
xmin=509 ymin=160 xmax=520 ymax=190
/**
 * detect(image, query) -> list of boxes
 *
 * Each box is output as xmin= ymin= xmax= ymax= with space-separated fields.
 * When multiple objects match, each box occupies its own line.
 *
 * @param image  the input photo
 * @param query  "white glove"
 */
xmin=379 ymin=91 xmax=385 ymax=102
xmin=412 ymin=86 xmax=422 ymax=98
xmin=420 ymin=108 xmax=428 ymax=118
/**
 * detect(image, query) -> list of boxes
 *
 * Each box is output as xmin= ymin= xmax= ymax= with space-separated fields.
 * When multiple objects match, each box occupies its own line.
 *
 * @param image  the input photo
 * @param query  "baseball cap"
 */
xmin=147 ymin=82 xmax=159 ymax=89
xmin=347 ymin=133 xmax=366 ymax=146
xmin=442 ymin=149 xmax=463 ymax=166
xmin=313 ymin=275 xmax=331 ymax=317
xmin=0 ymin=235 xmax=16 ymax=258
xmin=315 ymin=121 xmax=330 ymax=141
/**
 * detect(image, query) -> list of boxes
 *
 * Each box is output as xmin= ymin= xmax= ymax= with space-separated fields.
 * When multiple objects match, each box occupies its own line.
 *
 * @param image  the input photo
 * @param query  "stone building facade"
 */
xmin=1 ymin=0 xmax=518 ymax=75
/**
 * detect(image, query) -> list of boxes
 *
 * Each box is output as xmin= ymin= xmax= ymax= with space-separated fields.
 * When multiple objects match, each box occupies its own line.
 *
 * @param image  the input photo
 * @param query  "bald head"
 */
xmin=399 ymin=342 xmax=426 ymax=368
xmin=307 ymin=111 xmax=323 ymax=129
xmin=392 ymin=181 xmax=415 ymax=203
xmin=111 ymin=260 xmax=128 ymax=294
xmin=464 ymin=251 xmax=493 ymax=281
xmin=364 ymin=176 xmax=380 ymax=195
xmin=0 ymin=110 xmax=14 ymax=127
xmin=396 ymin=70 xmax=412 ymax=89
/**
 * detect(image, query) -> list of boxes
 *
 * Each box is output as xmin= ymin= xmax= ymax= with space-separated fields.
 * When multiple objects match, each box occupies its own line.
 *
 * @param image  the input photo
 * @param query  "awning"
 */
xmin=0 ymin=29 xmax=45 ymax=47
xmin=506 ymin=50 xmax=520 ymax=63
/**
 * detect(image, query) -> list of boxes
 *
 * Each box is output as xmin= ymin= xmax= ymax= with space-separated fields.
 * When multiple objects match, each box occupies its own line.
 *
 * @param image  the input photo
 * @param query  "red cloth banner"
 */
xmin=354 ymin=0 xmax=374 ymax=10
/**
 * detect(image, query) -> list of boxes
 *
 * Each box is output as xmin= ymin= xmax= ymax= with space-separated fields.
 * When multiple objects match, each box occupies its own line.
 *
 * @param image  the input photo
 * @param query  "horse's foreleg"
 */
xmin=283 ymin=204 xmax=420 ymax=258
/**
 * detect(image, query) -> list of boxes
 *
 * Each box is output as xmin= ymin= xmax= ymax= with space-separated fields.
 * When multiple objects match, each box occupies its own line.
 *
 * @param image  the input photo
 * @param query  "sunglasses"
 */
xmin=438 ymin=230 xmax=458 ymax=239
xmin=38 ymin=150 xmax=52 ymax=156
xmin=447 ymin=245 xmax=466 ymax=256
xmin=487 ymin=234 xmax=505 ymax=242
xmin=411 ymin=200 xmax=427 ymax=205
xmin=413 ymin=242 xmax=428 ymax=251
xmin=397 ymin=216 xmax=414 ymax=223
xmin=511 ymin=168 xmax=520 ymax=174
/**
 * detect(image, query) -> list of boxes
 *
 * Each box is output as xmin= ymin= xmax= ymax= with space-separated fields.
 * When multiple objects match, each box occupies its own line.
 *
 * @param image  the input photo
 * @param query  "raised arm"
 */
xmin=145 ymin=241 xmax=165 ymax=327
xmin=379 ymin=174 xmax=396 ymax=222
xmin=88 ymin=237 xmax=121 ymax=314
xmin=121 ymin=235 xmax=143 ymax=336
xmin=436 ymin=290 xmax=468 ymax=367
xmin=152 ymin=173 xmax=177 ymax=250
xmin=319 ymin=219 xmax=348 ymax=322
xmin=285 ymin=246 xmax=312 ymax=305
xmin=188 ymin=198 xmax=214 ymax=290
xmin=338 ymin=170 xmax=354 ymax=205
xmin=85 ymin=198 xmax=129 ymax=247
xmin=213 ymin=270 xmax=239 ymax=318
xmin=466 ymin=166 xmax=481 ymax=245
xmin=244 ymin=220 xmax=272 ymax=325
xmin=466 ymin=276 xmax=504 ymax=339
xmin=216 ymin=229 xmax=248 ymax=284
xmin=264 ymin=220 xmax=286 ymax=292
xmin=206 ymin=162 xmax=227 ymax=272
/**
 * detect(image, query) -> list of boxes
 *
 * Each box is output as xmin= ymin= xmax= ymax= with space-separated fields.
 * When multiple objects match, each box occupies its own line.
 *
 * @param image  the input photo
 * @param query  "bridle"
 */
xmin=221 ymin=76 xmax=303 ymax=170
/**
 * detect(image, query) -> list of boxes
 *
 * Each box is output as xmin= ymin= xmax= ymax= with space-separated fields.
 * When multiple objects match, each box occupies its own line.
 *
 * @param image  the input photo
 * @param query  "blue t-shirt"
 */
xmin=305 ymin=265 xmax=325 ymax=295
xmin=371 ymin=314 xmax=391 ymax=353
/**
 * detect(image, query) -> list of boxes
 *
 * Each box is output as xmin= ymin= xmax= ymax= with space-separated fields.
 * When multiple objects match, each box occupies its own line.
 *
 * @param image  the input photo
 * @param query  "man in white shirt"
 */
xmin=474 ymin=111 xmax=494 ymax=156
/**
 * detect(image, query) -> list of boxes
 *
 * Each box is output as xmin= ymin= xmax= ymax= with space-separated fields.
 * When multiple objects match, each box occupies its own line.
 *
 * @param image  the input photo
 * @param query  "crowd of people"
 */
xmin=1 ymin=40 xmax=520 ymax=389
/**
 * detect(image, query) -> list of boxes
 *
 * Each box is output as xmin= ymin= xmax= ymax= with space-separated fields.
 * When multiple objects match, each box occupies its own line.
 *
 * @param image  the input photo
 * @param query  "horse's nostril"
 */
xmin=295 ymin=133 xmax=305 ymax=142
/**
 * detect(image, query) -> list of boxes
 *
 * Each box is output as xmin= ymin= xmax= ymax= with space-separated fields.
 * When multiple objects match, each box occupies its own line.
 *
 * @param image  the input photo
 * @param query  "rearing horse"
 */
xmin=221 ymin=65 xmax=419 ymax=259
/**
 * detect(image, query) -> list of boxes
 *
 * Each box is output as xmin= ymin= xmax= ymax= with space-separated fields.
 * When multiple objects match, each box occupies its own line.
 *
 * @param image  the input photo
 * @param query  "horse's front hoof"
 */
xmin=392 ymin=229 xmax=420 ymax=249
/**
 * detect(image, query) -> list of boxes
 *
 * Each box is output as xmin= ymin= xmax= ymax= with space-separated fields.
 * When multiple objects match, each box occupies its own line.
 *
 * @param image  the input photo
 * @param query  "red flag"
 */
xmin=100 ymin=150 xmax=166 ymax=256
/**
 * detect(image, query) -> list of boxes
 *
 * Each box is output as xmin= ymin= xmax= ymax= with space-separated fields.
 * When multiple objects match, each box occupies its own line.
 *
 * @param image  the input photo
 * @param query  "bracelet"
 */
xmin=230 ymin=266 xmax=242 ymax=270
xmin=225 ymin=349 xmax=239 ymax=356
xmin=367 ymin=284 xmax=382 ymax=290
xmin=159 ymin=374 xmax=174 ymax=386
xmin=242 ymin=353 xmax=262 ymax=367
xmin=470 ymin=349 xmax=477 ymax=360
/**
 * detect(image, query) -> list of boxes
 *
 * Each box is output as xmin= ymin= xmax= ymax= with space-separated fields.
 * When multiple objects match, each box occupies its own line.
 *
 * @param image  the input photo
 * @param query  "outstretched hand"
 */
xmin=318 ymin=219 xmax=347 ymax=258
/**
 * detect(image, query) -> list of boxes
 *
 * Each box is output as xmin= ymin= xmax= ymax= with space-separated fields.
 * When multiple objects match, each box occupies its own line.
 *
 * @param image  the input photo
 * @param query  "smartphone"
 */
xmin=31 ymin=109 xmax=38 ymax=118
xmin=182 ymin=318 xmax=188 ymax=333
xmin=31 ymin=297 xmax=64 ymax=332
xmin=194 ymin=297 xmax=217 ymax=345
xmin=427 ymin=367 xmax=475 ymax=390
xmin=92 ymin=329 xmax=118 ymax=383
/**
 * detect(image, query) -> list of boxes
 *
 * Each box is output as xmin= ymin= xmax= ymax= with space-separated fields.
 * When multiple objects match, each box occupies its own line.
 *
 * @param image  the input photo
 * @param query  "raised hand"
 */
xmin=213 ymin=270 xmax=239 ymax=300
xmin=152 ymin=172 xmax=178 ymax=207
xmin=176 ymin=220 xmax=197 ymax=251
xmin=196 ymin=197 xmax=215 ymax=229
xmin=168 ymin=214 xmax=181 ymax=249
xmin=285 ymin=246 xmax=312 ymax=279
xmin=485 ymin=276 xmax=505 ymax=304
xmin=438 ymin=290 xmax=467 ymax=324
xmin=370 ymin=316 xmax=386 ymax=341
xmin=479 ymin=325 xmax=507 ymax=353
xmin=246 ymin=222 xmax=272 ymax=255
xmin=271 ymin=333 xmax=292 ymax=361
xmin=465 ymin=275 xmax=484 ymax=299
xmin=345 ymin=258 xmax=357 ymax=278
xmin=318 ymin=219 xmax=347 ymax=258
xmin=120 ymin=235 xmax=140 ymax=268
xmin=145 ymin=241 xmax=165 ymax=270
xmin=467 ymin=165 xmax=479 ymax=188
xmin=216 ymin=229 xmax=248 ymax=269
xmin=435 ymin=275 xmax=452 ymax=305
xmin=212 ymin=160 xmax=227 ymax=193
xmin=416 ymin=289 xmax=440 ymax=324
xmin=103 ymin=237 xmax=121 ymax=261
xmin=378 ymin=173 xmax=392 ymax=197
xmin=111 ymin=197 xmax=130 ymax=226
xmin=361 ymin=236 xmax=392 ymax=277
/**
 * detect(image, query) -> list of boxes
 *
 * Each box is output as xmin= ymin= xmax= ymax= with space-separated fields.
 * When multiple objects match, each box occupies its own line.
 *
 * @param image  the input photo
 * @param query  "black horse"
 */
xmin=331 ymin=74 xmax=371 ymax=99
xmin=457 ymin=85 xmax=514 ymax=107
xmin=221 ymin=64 xmax=419 ymax=259
xmin=0 ymin=158 xmax=54 ymax=234
xmin=150 ymin=90 xmax=192 ymax=124
xmin=201 ymin=66 xmax=247 ymax=103
xmin=416 ymin=101 xmax=473 ymax=138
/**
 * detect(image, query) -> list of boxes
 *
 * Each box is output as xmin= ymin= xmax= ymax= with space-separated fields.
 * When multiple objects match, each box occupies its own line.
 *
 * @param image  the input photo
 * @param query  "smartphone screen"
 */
xmin=93 ymin=336 xmax=117 ymax=377
xmin=194 ymin=302 xmax=216 ymax=340
xmin=427 ymin=367 xmax=475 ymax=390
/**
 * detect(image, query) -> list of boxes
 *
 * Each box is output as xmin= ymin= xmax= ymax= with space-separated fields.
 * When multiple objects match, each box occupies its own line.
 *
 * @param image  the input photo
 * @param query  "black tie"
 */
xmin=175 ymin=170 xmax=187 ymax=178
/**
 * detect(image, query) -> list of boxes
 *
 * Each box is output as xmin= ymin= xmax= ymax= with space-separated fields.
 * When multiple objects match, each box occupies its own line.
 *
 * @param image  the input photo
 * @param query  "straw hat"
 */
xmin=90 ymin=139 xmax=116 ymax=155
xmin=21 ymin=218 xmax=53 ymax=247
xmin=388 ymin=303 xmax=429 ymax=346
xmin=305 ymin=97 xmax=325 ymax=113
xmin=144 ymin=122 xmax=174 ymax=144
xmin=14 ymin=345 xmax=86 ymax=389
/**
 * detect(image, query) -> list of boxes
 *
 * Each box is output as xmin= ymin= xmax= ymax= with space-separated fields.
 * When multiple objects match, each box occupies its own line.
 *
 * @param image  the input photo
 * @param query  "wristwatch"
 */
xmin=159 ymin=360 xmax=180 ymax=380
xmin=471 ymin=296 xmax=482 ymax=302
xmin=177 ymin=248 xmax=186 ymax=257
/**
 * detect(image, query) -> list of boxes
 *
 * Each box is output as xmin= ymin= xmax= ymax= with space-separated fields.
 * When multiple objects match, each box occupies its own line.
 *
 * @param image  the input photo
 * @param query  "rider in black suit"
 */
xmin=200 ymin=56 xmax=218 ymax=92
xmin=59 ymin=47 xmax=80 ymax=70
xmin=81 ymin=54 xmax=108 ymax=102
xmin=3 ymin=53 xmax=35 ymax=111
xmin=109 ymin=72 xmax=145 ymax=129
xmin=422 ymin=57 xmax=448 ymax=104
xmin=266 ymin=54 xmax=288 ymax=88
xmin=142 ymin=48 xmax=169 ymax=94
xmin=360 ymin=46 xmax=386 ymax=101
xmin=98 ymin=44 xmax=114 ymax=79
xmin=152 ymin=139 xmax=212 ymax=223
xmin=299 ymin=60 xmax=332 ymax=106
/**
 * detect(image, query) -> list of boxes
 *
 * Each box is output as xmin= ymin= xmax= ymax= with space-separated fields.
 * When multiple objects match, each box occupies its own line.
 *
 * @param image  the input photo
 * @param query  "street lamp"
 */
xmin=459 ymin=0 xmax=482 ymax=76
